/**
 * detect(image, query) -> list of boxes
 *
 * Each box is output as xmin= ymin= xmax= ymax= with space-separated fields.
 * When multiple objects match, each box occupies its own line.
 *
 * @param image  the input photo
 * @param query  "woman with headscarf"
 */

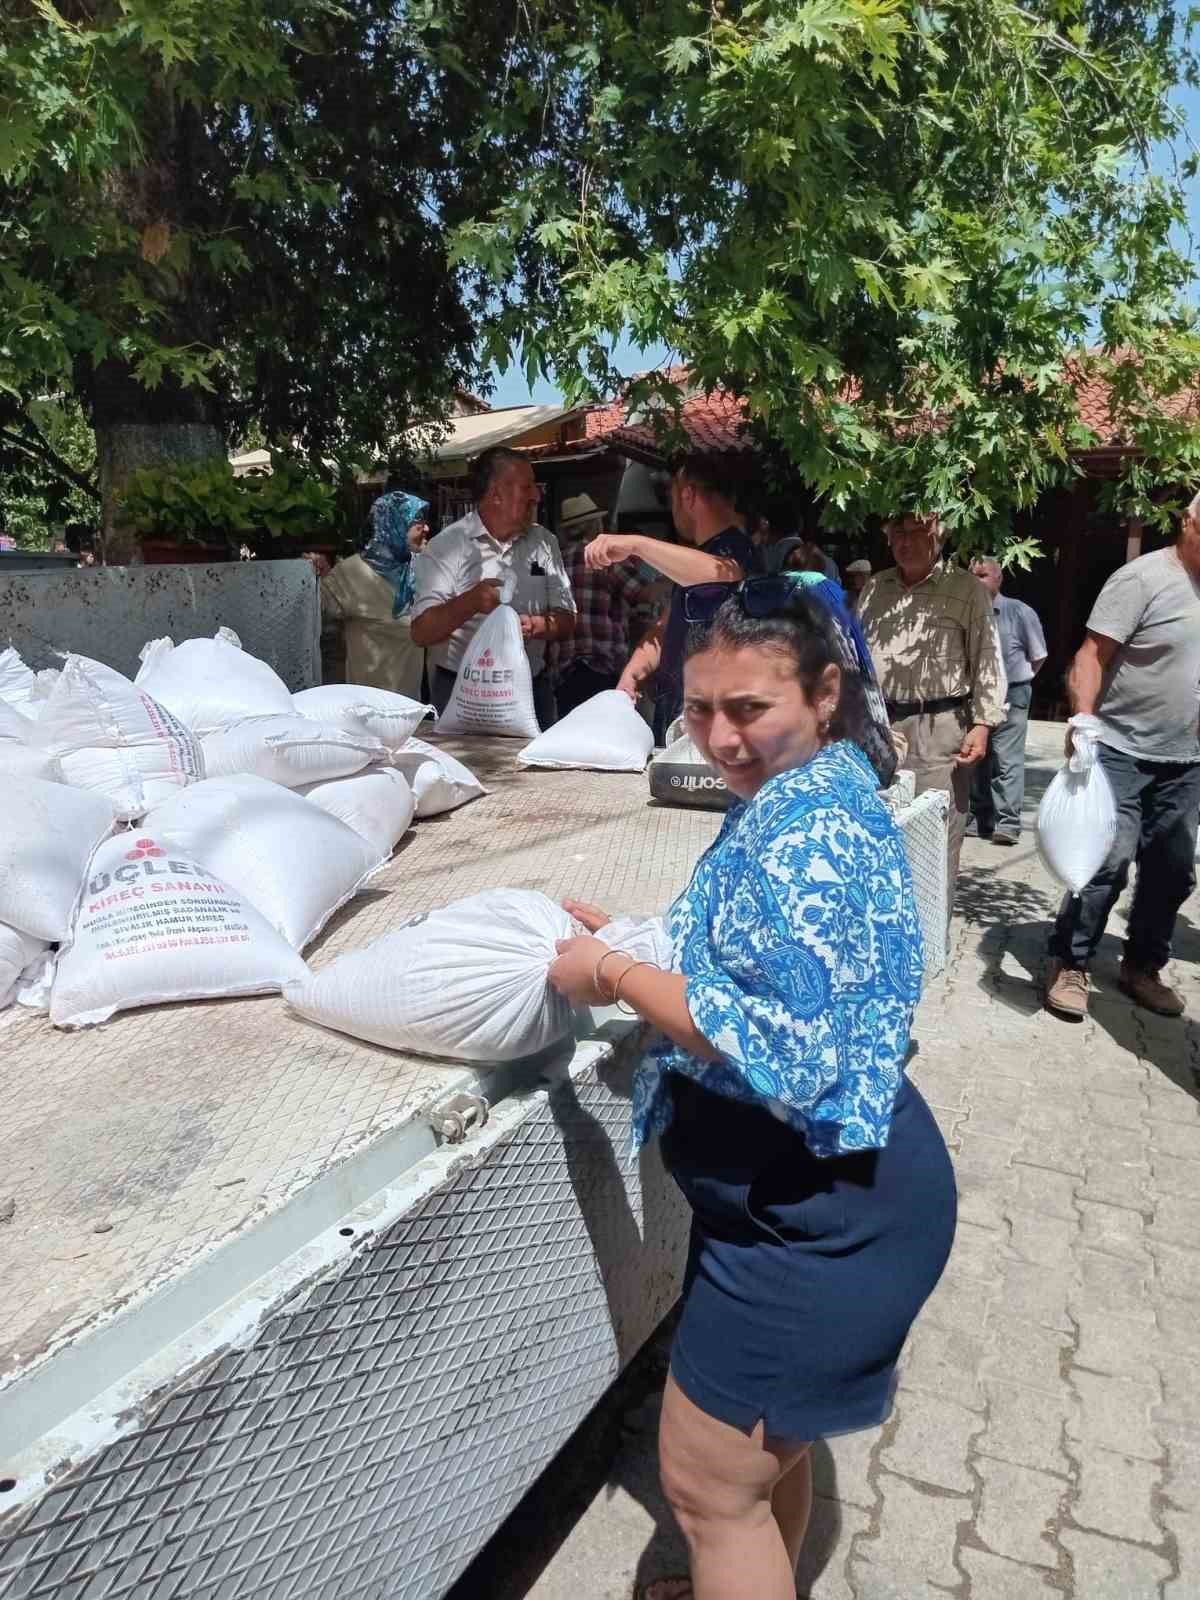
xmin=320 ymin=491 xmax=430 ymax=696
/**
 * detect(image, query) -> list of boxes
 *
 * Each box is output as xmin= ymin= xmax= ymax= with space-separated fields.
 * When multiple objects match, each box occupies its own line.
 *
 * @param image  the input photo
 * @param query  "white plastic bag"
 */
xmin=33 ymin=654 xmax=202 ymax=820
xmin=1036 ymin=715 xmax=1118 ymax=893
xmin=50 ymin=832 xmax=308 ymax=1027
xmin=389 ymin=737 xmax=485 ymax=817
xmin=284 ymin=888 xmax=575 ymax=1062
xmin=292 ymin=685 xmax=432 ymax=750
xmin=518 ymin=690 xmax=653 ymax=772
xmin=201 ymin=715 xmax=387 ymax=788
xmin=299 ymin=768 xmax=415 ymax=858
xmin=0 ymin=924 xmax=48 ymax=1012
xmin=145 ymin=774 xmax=386 ymax=949
xmin=0 ymin=778 xmax=115 ymax=941
xmin=437 ymin=605 xmax=540 ymax=739
xmin=597 ymin=915 xmax=675 ymax=970
xmin=0 ymin=647 xmax=36 ymax=710
xmin=135 ymin=627 xmax=294 ymax=736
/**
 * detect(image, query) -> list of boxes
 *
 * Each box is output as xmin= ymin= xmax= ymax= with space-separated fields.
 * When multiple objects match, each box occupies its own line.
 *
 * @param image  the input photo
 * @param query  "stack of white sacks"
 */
xmin=0 ymin=631 xmax=485 ymax=1028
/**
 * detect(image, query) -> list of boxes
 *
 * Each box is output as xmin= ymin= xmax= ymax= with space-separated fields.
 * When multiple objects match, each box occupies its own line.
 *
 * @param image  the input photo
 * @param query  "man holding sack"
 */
xmin=1045 ymin=495 xmax=1200 ymax=1021
xmin=410 ymin=447 xmax=575 ymax=729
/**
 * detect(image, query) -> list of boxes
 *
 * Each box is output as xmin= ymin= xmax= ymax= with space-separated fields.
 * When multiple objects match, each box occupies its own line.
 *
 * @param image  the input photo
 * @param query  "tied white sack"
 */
xmin=145 ymin=774 xmax=386 ymax=949
xmin=597 ymin=915 xmax=675 ymax=970
xmin=437 ymin=605 xmax=540 ymax=739
xmin=0 ymin=924 xmax=48 ymax=1013
xmin=33 ymin=654 xmax=201 ymax=820
xmin=51 ymin=833 xmax=308 ymax=1028
xmin=0 ymin=699 xmax=30 ymax=740
xmin=390 ymin=736 xmax=485 ymax=817
xmin=284 ymin=887 xmax=575 ymax=1062
xmin=0 ymin=744 xmax=63 ymax=783
xmin=0 ymin=778 xmax=115 ymax=941
xmin=298 ymin=768 xmax=415 ymax=858
xmin=201 ymin=715 xmax=387 ymax=789
xmin=135 ymin=627 xmax=294 ymax=736
xmin=518 ymin=690 xmax=654 ymax=772
xmin=292 ymin=685 xmax=431 ymax=750
xmin=1036 ymin=714 xmax=1118 ymax=894
xmin=0 ymin=647 xmax=36 ymax=711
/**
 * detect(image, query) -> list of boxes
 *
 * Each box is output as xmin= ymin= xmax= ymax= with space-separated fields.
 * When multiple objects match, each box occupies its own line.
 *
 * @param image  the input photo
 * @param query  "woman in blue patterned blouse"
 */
xmin=549 ymin=578 xmax=957 ymax=1600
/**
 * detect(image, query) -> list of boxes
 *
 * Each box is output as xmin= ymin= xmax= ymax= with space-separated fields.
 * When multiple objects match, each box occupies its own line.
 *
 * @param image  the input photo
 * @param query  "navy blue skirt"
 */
xmin=660 ymin=1074 xmax=957 ymax=1441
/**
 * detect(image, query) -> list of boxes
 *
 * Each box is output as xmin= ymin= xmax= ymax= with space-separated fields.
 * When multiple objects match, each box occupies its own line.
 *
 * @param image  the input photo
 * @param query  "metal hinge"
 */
xmin=427 ymin=1091 xmax=489 ymax=1145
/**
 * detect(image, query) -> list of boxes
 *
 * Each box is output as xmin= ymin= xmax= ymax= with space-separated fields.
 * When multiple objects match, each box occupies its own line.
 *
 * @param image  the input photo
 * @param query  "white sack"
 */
xmin=201 ymin=715 xmax=386 ymax=788
xmin=0 ymin=744 xmax=62 ymax=783
xmin=437 ymin=605 xmax=540 ymax=739
xmin=0 ymin=647 xmax=36 ymax=710
xmin=292 ymin=685 xmax=431 ymax=750
xmin=135 ymin=627 xmax=294 ymax=736
xmin=0 ymin=699 xmax=31 ymax=740
xmin=50 ymin=832 xmax=308 ymax=1027
xmin=519 ymin=690 xmax=653 ymax=772
xmin=30 ymin=668 xmax=60 ymax=708
xmin=298 ymin=768 xmax=415 ymax=858
xmin=284 ymin=887 xmax=575 ymax=1062
xmin=390 ymin=737 xmax=485 ymax=817
xmin=1036 ymin=715 xmax=1119 ymax=894
xmin=597 ymin=915 xmax=675 ymax=970
xmin=145 ymin=774 xmax=385 ymax=949
xmin=33 ymin=654 xmax=202 ymax=820
xmin=0 ymin=778 xmax=115 ymax=941
xmin=0 ymin=924 xmax=48 ymax=1012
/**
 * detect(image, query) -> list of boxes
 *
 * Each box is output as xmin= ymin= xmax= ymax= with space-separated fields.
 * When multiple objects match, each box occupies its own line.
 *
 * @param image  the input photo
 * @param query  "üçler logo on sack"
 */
xmin=89 ymin=840 xmax=206 ymax=895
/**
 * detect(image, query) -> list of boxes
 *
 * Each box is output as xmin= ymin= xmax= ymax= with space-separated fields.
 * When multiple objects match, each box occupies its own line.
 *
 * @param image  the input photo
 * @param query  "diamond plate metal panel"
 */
xmin=0 ymin=1046 xmax=689 ymax=1600
xmin=0 ymin=561 xmax=319 ymax=689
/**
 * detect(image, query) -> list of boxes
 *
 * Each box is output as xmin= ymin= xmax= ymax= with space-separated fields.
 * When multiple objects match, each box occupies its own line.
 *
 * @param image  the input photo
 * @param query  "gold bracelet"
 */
xmin=593 ymin=948 xmax=633 ymax=1002
xmin=612 ymin=959 xmax=659 ymax=1017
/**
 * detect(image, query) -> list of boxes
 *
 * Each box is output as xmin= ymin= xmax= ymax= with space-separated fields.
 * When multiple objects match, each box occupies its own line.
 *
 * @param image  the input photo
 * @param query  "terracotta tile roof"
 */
xmin=583 ymin=361 xmax=1200 ymax=464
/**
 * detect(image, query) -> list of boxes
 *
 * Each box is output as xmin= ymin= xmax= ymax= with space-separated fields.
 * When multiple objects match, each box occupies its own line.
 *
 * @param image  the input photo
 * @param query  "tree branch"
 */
xmin=0 ymin=423 xmax=101 ymax=501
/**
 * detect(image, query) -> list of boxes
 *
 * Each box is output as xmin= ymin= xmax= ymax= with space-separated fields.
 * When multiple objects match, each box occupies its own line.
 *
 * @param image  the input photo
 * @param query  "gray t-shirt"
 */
xmin=1088 ymin=547 xmax=1200 ymax=763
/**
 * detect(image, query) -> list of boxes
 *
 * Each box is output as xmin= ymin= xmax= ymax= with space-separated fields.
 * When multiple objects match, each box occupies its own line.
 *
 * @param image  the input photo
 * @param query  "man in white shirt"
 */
xmin=410 ymin=448 xmax=576 ymax=728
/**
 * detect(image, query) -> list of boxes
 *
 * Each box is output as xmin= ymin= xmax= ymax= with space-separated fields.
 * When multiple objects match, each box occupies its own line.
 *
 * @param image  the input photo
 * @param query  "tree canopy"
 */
xmin=0 ymin=0 xmax=535 ymax=538
xmin=446 ymin=0 xmax=1200 ymax=539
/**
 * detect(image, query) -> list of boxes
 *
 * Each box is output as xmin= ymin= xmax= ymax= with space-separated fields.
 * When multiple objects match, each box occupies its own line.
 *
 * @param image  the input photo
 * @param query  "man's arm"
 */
xmin=616 ymin=617 xmax=665 ymax=699
xmin=1067 ymin=631 xmax=1121 ymax=716
xmin=956 ymin=583 xmax=1006 ymax=767
xmin=409 ymin=582 xmax=501 ymax=646
xmin=1021 ymin=602 xmax=1048 ymax=678
xmin=585 ymin=533 xmax=745 ymax=587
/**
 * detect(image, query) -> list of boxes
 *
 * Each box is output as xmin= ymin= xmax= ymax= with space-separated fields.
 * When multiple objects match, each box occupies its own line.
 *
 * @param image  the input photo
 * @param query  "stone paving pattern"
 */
xmin=512 ymin=722 xmax=1200 ymax=1600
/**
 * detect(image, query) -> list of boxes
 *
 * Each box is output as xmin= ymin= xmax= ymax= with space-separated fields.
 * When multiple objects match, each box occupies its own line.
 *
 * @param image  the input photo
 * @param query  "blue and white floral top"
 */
xmin=632 ymin=740 xmax=923 ymax=1157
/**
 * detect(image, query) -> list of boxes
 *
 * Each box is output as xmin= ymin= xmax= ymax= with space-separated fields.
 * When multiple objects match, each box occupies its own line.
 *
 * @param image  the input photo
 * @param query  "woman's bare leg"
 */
xmin=658 ymin=1375 xmax=809 ymax=1600
xmin=771 ymin=1449 xmax=813 ymax=1572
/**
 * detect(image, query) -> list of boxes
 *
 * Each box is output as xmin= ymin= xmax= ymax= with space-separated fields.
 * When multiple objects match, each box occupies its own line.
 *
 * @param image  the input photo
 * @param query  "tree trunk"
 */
xmin=95 ymin=421 xmax=224 ymax=564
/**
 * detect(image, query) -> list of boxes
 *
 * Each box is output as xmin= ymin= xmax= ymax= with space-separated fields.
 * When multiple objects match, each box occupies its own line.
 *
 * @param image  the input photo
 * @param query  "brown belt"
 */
xmin=885 ymin=694 xmax=968 ymax=719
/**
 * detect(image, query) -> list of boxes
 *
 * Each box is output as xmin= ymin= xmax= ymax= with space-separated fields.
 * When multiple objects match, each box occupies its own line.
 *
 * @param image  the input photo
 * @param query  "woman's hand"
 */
xmin=548 ymin=935 xmax=613 ymax=1005
xmin=563 ymin=899 xmax=611 ymax=932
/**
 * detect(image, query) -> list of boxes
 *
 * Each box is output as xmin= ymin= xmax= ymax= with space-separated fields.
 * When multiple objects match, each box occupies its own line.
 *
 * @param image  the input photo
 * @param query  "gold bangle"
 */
xmin=593 ymin=948 xmax=632 ymax=1002
xmin=612 ymin=959 xmax=659 ymax=1016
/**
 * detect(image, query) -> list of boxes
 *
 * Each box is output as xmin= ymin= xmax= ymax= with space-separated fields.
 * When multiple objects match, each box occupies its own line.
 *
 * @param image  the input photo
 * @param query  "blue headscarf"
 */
xmin=788 ymin=570 xmax=899 ymax=788
xmin=362 ymin=492 xmax=428 ymax=617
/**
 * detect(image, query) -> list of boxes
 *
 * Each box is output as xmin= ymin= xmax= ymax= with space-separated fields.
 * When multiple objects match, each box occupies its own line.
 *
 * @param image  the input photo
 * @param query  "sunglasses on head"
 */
xmin=682 ymin=572 xmax=818 ymax=626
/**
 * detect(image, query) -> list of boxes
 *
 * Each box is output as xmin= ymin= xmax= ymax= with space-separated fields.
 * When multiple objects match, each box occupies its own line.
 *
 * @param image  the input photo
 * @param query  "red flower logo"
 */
xmin=125 ymin=838 xmax=166 ymax=861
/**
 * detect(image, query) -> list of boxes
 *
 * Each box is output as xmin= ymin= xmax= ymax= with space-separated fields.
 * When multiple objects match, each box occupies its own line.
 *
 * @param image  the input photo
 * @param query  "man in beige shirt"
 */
xmin=859 ymin=514 xmax=1006 ymax=888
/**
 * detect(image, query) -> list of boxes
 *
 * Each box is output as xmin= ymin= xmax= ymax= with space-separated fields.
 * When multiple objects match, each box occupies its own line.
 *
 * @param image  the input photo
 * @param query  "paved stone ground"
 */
xmin=448 ymin=721 xmax=1200 ymax=1600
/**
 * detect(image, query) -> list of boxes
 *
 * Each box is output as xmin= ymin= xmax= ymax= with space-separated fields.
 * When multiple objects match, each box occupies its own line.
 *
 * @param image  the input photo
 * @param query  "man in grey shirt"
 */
xmin=1046 ymin=499 xmax=1200 ymax=1020
xmin=969 ymin=559 xmax=1047 ymax=844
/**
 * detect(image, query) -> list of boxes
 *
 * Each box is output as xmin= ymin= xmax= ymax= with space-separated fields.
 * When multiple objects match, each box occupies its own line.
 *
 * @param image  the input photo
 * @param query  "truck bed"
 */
xmin=1 ymin=739 xmax=720 ymax=1404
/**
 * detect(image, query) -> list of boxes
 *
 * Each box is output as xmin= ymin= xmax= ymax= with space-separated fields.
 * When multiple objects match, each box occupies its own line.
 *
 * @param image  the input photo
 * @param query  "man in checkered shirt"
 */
xmin=552 ymin=495 xmax=664 ymax=719
xmin=858 ymin=513 xmax=1006 ymax=891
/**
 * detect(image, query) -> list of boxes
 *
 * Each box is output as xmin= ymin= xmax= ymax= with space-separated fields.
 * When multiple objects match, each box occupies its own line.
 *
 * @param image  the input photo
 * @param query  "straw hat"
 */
xmin=558 ymin=493 xmax=606 ymax=529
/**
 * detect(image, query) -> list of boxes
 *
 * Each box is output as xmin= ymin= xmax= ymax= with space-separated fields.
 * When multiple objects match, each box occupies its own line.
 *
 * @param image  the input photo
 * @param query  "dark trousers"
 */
xmin=555 ymin=660 xmax=619 ymax=719
xmin=971 ymin=681 xmax=1033 ymax=835
xmin=432 ymin=664 xmax=557 ymax=730
xmin=1050 ymin=743 xmax=1200 ymax=973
